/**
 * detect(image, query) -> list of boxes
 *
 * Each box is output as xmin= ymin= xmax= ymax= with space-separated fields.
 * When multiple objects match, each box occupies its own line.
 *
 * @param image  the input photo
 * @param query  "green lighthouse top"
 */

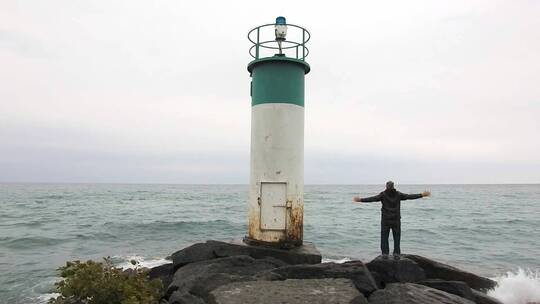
xmin=247 ymin=17 xmax=310 ymax=74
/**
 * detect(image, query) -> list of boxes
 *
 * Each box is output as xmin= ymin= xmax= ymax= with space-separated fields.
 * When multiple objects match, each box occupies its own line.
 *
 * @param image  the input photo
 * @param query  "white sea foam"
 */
xmin=35 ymin=292 xmax=60 ymax=304
xmin=115 ymin=255 xmax=170 ymax=270
xmin=488 ymin=268 xmax=540 ymax=304
xmin=322 ymin=257 xmax=352 ymax=264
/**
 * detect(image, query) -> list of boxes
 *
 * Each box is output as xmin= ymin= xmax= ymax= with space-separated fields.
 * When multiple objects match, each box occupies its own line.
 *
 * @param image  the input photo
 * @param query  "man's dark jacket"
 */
xmin=360 ymin=190 xmax=422 ymax=222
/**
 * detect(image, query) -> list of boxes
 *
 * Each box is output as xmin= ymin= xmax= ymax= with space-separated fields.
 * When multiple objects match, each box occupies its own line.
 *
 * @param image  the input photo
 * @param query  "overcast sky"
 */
xmin=1 ymin=0 xmax=539 ymax=184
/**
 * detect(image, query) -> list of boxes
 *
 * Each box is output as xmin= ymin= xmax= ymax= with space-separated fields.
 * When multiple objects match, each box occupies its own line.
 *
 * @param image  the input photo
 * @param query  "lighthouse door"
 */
xmin=259 ymin=182 xmax=287 ymax=231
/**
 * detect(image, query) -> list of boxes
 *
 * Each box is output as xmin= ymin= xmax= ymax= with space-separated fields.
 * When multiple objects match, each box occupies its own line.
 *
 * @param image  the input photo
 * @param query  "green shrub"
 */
xmin=49 ymin=257 xmax=162 ymax=304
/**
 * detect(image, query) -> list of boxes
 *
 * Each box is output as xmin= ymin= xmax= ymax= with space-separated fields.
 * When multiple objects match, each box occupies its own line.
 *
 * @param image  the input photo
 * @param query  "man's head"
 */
xmin=386 ymin=181 xmax=395 ymax=190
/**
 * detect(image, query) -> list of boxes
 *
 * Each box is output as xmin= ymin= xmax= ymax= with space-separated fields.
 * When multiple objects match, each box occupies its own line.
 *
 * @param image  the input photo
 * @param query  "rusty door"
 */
xmin=259 ymin=182 xmax=287 ymax=231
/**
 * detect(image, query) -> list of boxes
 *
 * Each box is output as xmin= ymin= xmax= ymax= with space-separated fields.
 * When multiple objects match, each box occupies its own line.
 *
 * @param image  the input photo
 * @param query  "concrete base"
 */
xmin=171 ymin=239 xmax=322 ymax=269
xmin=243 ymin=236 xmax=302 ymax=249
xmin=229 ymin=238 xmax=322 ymax=265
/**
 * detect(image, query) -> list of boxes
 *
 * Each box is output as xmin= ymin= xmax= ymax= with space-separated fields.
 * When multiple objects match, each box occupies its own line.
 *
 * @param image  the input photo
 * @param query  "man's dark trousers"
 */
xmin=381 ymin=220 xmax=401 ymax=255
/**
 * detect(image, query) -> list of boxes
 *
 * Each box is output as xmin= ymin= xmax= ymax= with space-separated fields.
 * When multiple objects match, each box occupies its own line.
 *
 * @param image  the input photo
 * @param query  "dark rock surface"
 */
xmin=171 ymin=240 xmax=321 ymax=271
xmin=471 ymin=289 xmax=504 ymax=304
xmin=168 ymin=291 xmax=206 ymax=304
xmin=267 ymin=261 xmax=378 ymax=296
xmin=403 ymin=254 xmax=497 ymax=292
xmin=166 ymin=255 xmax=286 ymax=302
xmin=208 ymin=278 xmax=368 ymax=304
xmin=148 ymin=263 xmax=174 ymax=293
xmin=366 ymin=255 xmax=426 ymax=287
xmin=369 ymin=283 xmax=475 ymax=304
xmin=154 ymin=240 xmax=502 ymax=304
xmin=417 ymin=279 xmax=475 ymax=301
xmin=171 ymin=241 xmax=217 ymax=270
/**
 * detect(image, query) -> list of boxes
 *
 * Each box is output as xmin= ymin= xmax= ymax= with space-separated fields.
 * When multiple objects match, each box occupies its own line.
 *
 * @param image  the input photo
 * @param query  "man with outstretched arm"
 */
xmin=353 ymin=181 xmax=431 ymax=259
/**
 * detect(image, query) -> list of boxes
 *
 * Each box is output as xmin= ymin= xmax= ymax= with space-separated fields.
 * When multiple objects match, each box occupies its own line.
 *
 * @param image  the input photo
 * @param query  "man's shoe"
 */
xmin=381 ymin=254 xmax=389 ymax=260
xmin=393 ymin=254 xmax=401 ymax=260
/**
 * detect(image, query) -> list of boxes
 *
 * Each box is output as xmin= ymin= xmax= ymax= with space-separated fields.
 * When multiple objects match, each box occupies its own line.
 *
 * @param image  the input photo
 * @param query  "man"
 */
xmin=353 ymin=181 xmax=431 ymax=259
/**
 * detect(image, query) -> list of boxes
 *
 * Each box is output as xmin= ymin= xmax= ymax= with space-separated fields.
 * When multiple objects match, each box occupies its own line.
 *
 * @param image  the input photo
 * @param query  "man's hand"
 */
xmin=353 ymin=196 xmax=362 ymax=203
xmin=422 ymin=191 xmax=431 ymax=197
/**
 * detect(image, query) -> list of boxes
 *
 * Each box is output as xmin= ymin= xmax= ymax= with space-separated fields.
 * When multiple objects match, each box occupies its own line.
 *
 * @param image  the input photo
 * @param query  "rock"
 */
xmin=369 ymin=283 xmax=475 ymax=304
xmin=148 ymin=263 xmax=174 ymax=291
xmin=471 ymin=289 xmax=504 ymax=304
xmin=402 ymin=254 xmax=497 ymax=292
xmin=366 ymin=255 xmax=426 ymax=287
xmin=168 ymin=291 xmax=206 ymax=304
xmin=350 ymin=295 xmax=369 ymax=304
xmin=267 ymin=261 xmax=378 ymax=296
xmin=171 ymin=240 xmax=321 ymax=271
xmin=171 ymin=241 xmax=220 ymax=270
xmin=208 ymin=278 xmax=368 ymax=304
xmin=166 ymin=255 xmax=286 ymax=302
xmin=417 ymin=279 xmax=474 ymax=301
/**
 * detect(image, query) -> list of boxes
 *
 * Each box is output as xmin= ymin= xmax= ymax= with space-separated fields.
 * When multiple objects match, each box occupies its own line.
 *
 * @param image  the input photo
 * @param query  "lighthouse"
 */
xmin=244 ymin=17 xmax=310 ymax=248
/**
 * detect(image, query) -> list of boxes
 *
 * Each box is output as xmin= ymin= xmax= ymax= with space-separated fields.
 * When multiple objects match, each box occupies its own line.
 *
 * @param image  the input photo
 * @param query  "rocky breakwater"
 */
xmin=148 ymin=240 xmax=502 ymax=304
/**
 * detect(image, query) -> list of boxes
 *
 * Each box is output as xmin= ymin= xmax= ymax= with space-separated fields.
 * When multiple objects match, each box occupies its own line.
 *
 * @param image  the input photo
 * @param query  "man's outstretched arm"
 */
xmin=353 ymin=193 xmax=382 ymax=203
xmin=400 ymin=191 xmax=431 ymax=200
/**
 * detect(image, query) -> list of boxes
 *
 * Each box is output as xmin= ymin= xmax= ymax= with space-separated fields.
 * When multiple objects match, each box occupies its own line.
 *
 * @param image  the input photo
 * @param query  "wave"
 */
xmin=489 ymin=268 xmax=540 ymax=304
xmin=0 ymin=220 xmax=49 ymax=227
xmin=74 ymin=232 xmax=118 ymax=241
xmin=113 ymin=255 xmax=171 ymax=270
xmin=1 ymin=237 xmax=67 ymax=249
xmin=322 ymin=258 xmax=540 ymax=304
xmin=102 ymin=219 xmax=240 ymax=232
xmin=34 ymin=195 xmax=66 ymax=200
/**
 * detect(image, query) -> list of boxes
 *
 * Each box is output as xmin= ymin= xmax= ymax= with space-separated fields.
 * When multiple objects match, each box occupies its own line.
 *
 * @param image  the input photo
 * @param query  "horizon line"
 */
xmin=1 ymin=182 xmax=539 ymax=186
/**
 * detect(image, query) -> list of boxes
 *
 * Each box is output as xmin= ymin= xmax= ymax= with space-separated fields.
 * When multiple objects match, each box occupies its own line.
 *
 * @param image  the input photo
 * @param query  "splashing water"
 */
xmin=322 ymin=257 xmax=352 ymax=264
xmin=489 ymin=268 xmax=540 ymax=304
xmin=114 ymin=255 xmax=170 ymax=270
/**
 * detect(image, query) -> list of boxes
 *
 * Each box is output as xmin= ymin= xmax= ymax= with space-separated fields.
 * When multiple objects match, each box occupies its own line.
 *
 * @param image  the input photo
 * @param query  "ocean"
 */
xmin=1 ymin=183 xmax=539 ymax=304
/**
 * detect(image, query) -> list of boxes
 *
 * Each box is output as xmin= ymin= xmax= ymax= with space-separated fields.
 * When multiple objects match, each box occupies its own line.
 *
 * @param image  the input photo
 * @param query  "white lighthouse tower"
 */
xmin=244 ymin=17 xmax=310 ymax=248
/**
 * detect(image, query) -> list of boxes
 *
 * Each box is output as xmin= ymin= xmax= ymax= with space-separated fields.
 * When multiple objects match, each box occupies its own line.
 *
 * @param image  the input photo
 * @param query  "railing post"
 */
xmin=256 ymin=27 xmax=260 ymax=59
xmin=302 ymin=29 xmax=305 ymax=60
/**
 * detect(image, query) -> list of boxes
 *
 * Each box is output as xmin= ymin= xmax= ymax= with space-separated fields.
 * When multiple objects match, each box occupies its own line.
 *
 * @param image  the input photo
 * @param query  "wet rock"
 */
xmin=166 ymin=255 xmax=286 ymax=302
xmin=368 ymin=283 xmax=475 ymax=304
xmin=171 ymin=240 xmax=321 ymax=272
xmin=417 ymin=279 xmax=474 ymax=301
xmin=403 ymin=254 xmax=497 ymax=292
xmin=471 ymin=290 xmax=504 ymax=304
xmin=267 ymin=261 xmax=378 ymax=296
xmin=208 ymin=278 xmax=368 ymax=304
xmin=149 ymin=263 xmax=174 ymax=291
xmin=366 ymin=255 xmax=426 ymax=287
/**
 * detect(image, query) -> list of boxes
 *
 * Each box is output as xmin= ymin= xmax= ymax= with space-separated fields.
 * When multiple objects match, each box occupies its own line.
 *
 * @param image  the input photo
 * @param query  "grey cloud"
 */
xmin=0 ymin=29 xmax=47 ymax=57
xmin=0 ymin=0 xmax=539 ymax=183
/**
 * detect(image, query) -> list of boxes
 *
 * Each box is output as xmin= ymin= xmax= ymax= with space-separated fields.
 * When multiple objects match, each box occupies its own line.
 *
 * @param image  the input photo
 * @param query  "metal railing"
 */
xmin=248 ymin=23 xmax=310 ymax=61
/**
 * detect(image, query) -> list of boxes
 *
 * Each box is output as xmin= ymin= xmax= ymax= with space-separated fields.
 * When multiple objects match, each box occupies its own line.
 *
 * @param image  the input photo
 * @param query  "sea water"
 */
xmin=0 ymin=183 xmax=539 ymax=303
